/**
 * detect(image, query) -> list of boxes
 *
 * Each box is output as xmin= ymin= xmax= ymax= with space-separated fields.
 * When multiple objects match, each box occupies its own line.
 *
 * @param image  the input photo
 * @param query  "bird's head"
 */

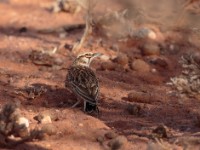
xmin=72 ymin=52 xmax=102 ymax=67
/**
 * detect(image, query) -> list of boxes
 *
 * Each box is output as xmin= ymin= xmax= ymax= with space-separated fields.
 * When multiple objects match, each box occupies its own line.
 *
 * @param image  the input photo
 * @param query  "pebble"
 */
xmin=34 ymin=114 xmax=52 ymax=124
xmin=151 ymin=68 xmax=157 ymax=73
xmin=96 ymin=136 xmax=104 ymax=144
xmin=141 ymin=42 xmax=160 ymax=56
xmin=41 ymin=124 xmax=57 ymax=136
xmin=101 ymin=61 xmax=116 ymax=71
xmin=126 ymin=104 xmax=141 ymax=116
xmin=105 ymin=131 xmax=117 ymax=139
xmin=110 ymin=44 xmax=119 ymax=51
xmin=78 ymin=123 xmax=83 ymax=127
xmin=150 ymin=58 xmax=168 ymax=68
xmin=127 ymin=91 xmax=150 ymax=103
xmin=193 ymin=52 xmax=200 ymax=64
xmin=100 ymin=55 xmax=110 ymax=61
xmin=54 ymin=58 xmax=63 ymax=66
xmin=113 ymin=53 xmax=129 ymax=66
xmin=152 ymin=125 xmax=168 ymax=138
xmin=147 ymin=30 xmax=157 ymax=40
xmin=108 ymin=136 xmax=127 ymax=150
xmin=16 ymin=117 xmax=29 ymax=128
xmin=59 ymin=32 xmax=67 ymax=39
xmin=131 ymin=59 xmax=150 ymax=72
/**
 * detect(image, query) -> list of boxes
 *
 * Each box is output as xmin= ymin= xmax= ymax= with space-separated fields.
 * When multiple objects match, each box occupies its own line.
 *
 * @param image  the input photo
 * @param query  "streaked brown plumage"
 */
xmin=65 ymin=52 xmax=101 ymax=113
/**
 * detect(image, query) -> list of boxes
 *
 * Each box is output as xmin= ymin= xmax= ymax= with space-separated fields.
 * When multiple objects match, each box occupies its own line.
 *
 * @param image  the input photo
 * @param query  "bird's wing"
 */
xmin=67 ymin=66 xmax=99 ymax=104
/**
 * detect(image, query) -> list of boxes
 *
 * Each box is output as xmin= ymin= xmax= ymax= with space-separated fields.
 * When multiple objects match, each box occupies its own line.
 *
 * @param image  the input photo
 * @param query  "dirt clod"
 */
xmin=113 ymin=53 xmax=129 ymax=67
xmin=101 ymin=61 xmax=116 ymax=71
xmin=41 ymin=124 xmax=57 ymax=136
xmin=34 ymin=114 xmax=52 ymax=124
xmin=152 ymin=125 xmax=168 ymax=139
xmin=100 ymin=55 xmax=110 ymax=61
xmin=96 ymin=136 xmax=104 ymax=144
xmin=150 ymin=58 xmax=168 ymax=68
xmin=108 ymin=136 xmax=127 ymax=150
xmin=141 ymin=42 xmax=160 ymax=56
xmin=127 ymin=90 xmax=151 ymax=103
xmin=105 ymin=131 xmax=118 ymax=139
xmin=126 ymin=104 xmax=141 ymax=116
xmin=131 ymin=59 xmax=151 ymax=72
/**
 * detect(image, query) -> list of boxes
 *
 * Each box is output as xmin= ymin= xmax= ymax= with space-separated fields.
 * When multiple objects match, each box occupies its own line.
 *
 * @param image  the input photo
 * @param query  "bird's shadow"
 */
xmin=17 ymin=83 xmax=200 ymax=139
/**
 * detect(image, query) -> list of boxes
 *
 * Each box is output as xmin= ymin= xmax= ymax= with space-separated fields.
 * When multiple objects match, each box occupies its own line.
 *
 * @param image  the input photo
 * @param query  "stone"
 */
xmin=152 ymin=125 xmax=168 ymax=138
xmin=113 ymin=53 xmax=129 ymax=66
xmin=105 ymin=131 xmax=117 ymax=139
xmin=126 ymin=104 xmax=141 ymax=116
xmin=34 ymin=114 xmax=52 ymax=124
xmin=100 ymin=55 xmax=110 ymax=61
xmin=108 ymin=136 xmax=127 ymax=150
xmin=141 ymin=42 xmax=160 ymax=56
xmin=131 ymin=59 xmax=150 ymax=72
xmin=101 ymin=61 xmax=116 ymax=71
xmin=41 ymin=124 xmax=57 ymax=136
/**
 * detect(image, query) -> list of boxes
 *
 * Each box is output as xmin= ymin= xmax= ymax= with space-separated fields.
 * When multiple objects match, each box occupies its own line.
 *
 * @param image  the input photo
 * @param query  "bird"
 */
xmin=65 ymin=52 xmax=102 ymax=114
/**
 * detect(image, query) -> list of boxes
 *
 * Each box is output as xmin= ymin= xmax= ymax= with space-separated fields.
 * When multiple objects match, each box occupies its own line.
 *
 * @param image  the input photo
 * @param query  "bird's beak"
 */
xmin=93 ymin=53 xmax=102 ymax=57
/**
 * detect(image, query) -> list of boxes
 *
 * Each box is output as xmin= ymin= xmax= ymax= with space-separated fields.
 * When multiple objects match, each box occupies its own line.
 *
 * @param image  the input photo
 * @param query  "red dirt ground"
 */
xmin=0 ymin=0 xmax=200 ymax=150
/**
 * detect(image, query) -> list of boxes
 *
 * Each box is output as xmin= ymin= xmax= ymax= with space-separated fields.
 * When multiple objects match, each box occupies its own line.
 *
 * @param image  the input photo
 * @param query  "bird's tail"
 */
xmin=85 ymin=102 xmax=99 ymax=114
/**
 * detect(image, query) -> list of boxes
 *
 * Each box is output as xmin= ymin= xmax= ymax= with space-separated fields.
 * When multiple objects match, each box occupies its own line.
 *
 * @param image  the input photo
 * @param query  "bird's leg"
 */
xmin=83 ymin=101 xmax=87 ymax=112
xmin=71 ymin=98 xmax=81 ymax=108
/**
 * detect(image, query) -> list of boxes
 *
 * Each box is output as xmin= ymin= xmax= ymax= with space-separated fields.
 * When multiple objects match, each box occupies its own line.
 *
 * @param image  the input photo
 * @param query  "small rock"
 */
xmin=78 ymin=123 xmax=83 ymax=127
xmin=37 ymin=131 xmax=49 ymax=140
xmin=113 ymin=53 xmax=129 ymax=66
xmin=151 ymin=68 xmax=157 ymax=73
xmin=34 ymin=114 xmax=52 ymax=124
xmin=147 ymin=30 xmax=157 ymax=40
xmin=16 ymin=127 xmax=30 ymax=138
xmin=150 ymin=58 xmax=168 ymax=68
xmin=141 ymin=42 xmax=160 ymax=56
xmin=110 ymin=44 xmax=119 ymax=51
xmin=41 ymin=115 xmax=52 ymax=124
xmin=134 ymin=28 xmax=157 ymax=40
xmin=168 ymin=44 xmax=180 ymax=54
xmin=100 ymin=55 xmax=110 ymax=61
xmin=13 ymin=117 xmax=30 ymax=138
xmin=126 ymin=104 xmax=141 ymax=116
xmin=59 ymin=32 xmax=67 ymax=39
xmin=108 ymin=136 xmax=127 ymax=150
xmin=127 ymin=91 xmax=150 ymax=103
xmin=54 ymin=58 xmax=63 ymax=66
xmin=96 ymin=136 xmax=104 ymax=144
xmin=192 ymin=52 xmax=200 ymax=64
xmin=64 ymin=43 xmax=73 ymax=50
xmin=156 ymin=59 xmax=168 ymax=68
xmin=152 ymin=125 xmax=168 ymax=138
xmin=16 ymin=117 xmax=29 ymax=128
xmin=101 ymin=61 xmax=116 ymax=71
xmin=41 ymin=124 xmax=57 ymax=136
xmin=50 ymin=114 xmax=59 ymax=122
xmin=105 ymin=131 xmax=117 ymax=139
xmin=131 ymin=59 xmax=150 ymax=72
